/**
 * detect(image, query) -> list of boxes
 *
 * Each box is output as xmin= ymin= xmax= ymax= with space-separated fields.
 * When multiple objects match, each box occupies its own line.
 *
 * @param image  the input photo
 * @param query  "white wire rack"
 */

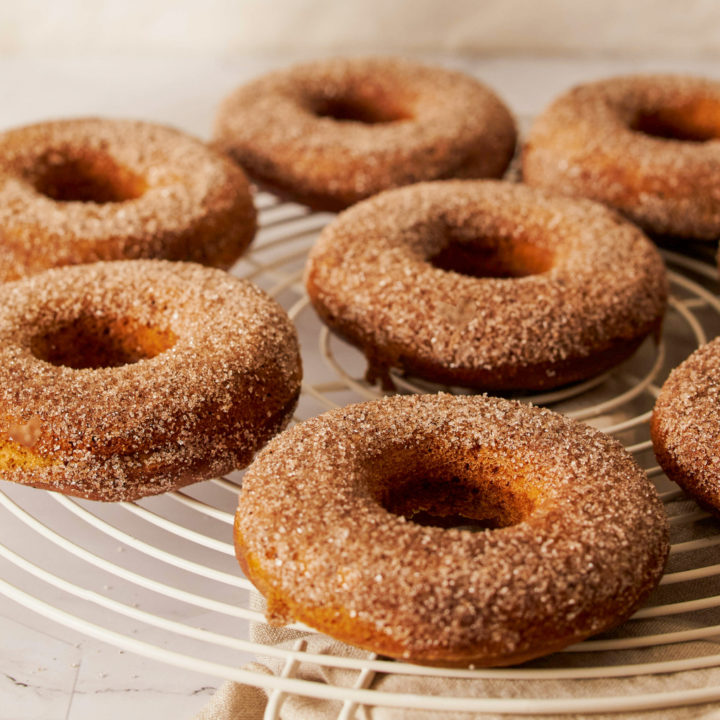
xmin=1 ymin=191 xmax=720 ymax=718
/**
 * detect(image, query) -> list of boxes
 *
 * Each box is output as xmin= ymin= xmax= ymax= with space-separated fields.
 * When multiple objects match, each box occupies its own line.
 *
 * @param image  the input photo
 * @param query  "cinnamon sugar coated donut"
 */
xmin=235 ymin=394 xmax=669 ymax=666
xmin=305 ymin=180 xmax=668 ymax=391
xmin=652 ymin=337 xmax=720 ymax=516
xmin=0 ymin=118 xmax=257 ymax=281
xmin=0 ymin=260 xmax=301 ymax=501
xmin=523 ymin=74 xmax=720 ymax=239
xmin=214 ymin=57 xmax=516 ymax=210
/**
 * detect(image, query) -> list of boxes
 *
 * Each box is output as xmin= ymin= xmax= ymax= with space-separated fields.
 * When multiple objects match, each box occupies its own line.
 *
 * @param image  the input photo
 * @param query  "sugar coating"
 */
xmin=236 ymin=394 xmax=669 ymax=666
xmin=523 ymin=74 xmax=720 ymax=239
xmin=214 ymin=57 xmax=516 ymax=210
xmin=305 ymin=180 xmax=668 ymax=390
xmin=0 ymin=118 xmax=256 ymax=280
xmin=0 ymin=260 xmax=302 ymax=501
xmin=652 ymin=337 xmax=720 ymax=515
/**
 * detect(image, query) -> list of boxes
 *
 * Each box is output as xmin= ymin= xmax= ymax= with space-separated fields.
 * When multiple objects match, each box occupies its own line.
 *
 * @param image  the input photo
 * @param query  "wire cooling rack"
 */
xmin=1 ymin=190 xmax=720 ymax=718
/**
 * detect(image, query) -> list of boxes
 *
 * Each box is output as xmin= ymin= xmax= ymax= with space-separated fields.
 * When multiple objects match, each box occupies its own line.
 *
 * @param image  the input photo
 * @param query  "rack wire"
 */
xmin=0 ymin=190 xmax=719 ymax=717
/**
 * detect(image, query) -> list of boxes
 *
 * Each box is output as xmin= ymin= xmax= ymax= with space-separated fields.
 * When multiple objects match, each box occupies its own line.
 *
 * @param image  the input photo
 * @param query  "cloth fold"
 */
xmin=196 ymin=588 xmax=720 ymax=719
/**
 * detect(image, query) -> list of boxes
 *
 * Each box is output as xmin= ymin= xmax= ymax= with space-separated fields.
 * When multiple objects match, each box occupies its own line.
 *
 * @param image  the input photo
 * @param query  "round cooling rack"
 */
xmin=1 ymin=191 xmax=720 ymax=718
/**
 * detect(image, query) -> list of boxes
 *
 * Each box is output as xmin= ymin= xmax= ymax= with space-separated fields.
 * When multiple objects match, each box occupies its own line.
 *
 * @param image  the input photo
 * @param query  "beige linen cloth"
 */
xmin=196 ymin=498 xmax=720 ymax=720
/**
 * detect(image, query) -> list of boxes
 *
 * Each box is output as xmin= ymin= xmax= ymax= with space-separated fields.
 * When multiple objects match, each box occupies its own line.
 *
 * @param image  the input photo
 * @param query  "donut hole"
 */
xmin=630 ymin=104 xmax=720 ymax=143
xmin=32 ymin=151 xmax=147 ymax=203
xmin=429 ymin=233 xmax=555 ymax=279
xmin=378 ymin=459 xmax=538 ymax=531
xmin=31 ymin=317 xmax=177 ymax=369
xmin=311 ymin=94 xmax=410 ymax=124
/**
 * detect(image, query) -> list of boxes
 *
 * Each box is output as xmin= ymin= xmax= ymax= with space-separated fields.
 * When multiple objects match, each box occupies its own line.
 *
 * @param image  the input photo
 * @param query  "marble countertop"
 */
xmin=1 ymin=54 xmax=719 ymax=720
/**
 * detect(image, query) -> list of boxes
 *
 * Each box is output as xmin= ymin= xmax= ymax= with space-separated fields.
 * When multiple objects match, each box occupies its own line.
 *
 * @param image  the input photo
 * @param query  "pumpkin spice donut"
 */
xmin=652 ymin=337 xmax=720 ymax=517
xmin=235 ymin=393 xmax=669 ymax=667
xmin=213 ymin=57 xmax=516 ymax=210
xmin=305 ymin=180 xmax=668 ymax=391
xmin=0 ymin=260 xmax=302 ymax=501
xmin=0 ymin=118 xmax=257 ymax=281
xmin=523 ymin=74 xmax=720 ymax=239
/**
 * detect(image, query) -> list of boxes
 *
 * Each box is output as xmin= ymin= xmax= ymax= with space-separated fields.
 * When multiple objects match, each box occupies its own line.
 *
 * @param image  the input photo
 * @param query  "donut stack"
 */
xmin=0 ymin=120 xmax=302 ymax=500
xmin=7 ymin=56 xmax=720 ymax=668
xmin=216 ymin=59 xmax=708 ymax=665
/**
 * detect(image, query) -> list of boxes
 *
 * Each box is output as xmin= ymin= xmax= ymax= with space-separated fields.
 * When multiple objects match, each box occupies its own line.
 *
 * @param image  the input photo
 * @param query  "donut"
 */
xmin=0 ymin=118 xmax=257 ymax=281
xmin=305 ymin=180 xmax=668 ymax=391
xmin=651 ymin=337 xmax=720 ymax=516
xmin=213 ymin=57 xmax=516 ymax=211
xmin=523 ymin=74 xmax=720 ymax=239
xmin=235 ymin=393 xmax=669 ymax=666
xmin=0 ymin=260 xmax=302 ymax=501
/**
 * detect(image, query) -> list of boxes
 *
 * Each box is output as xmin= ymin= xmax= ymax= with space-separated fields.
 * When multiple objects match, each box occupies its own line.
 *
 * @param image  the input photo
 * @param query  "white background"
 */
xmin=1 ymin=0 xmax=719 ymax=58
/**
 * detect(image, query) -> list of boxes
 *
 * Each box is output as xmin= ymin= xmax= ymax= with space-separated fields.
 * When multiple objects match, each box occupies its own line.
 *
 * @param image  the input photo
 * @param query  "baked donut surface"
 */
xmin=652 ymin=337 xmax=720 ymax=516
xmin=0 ymin=118 xmax=256 ymax=281
xmin=235 ymin=393 xmax=669 ymax=667
xmin=305 ymin=180 xmax=668 ymax=391
xmin=523 ymin=74 xmax=720 ymax=239
xmin=0 ymin=260 xmax=301 ymax=501
xmin=214 ymin=57 xmax=516 ymax=210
